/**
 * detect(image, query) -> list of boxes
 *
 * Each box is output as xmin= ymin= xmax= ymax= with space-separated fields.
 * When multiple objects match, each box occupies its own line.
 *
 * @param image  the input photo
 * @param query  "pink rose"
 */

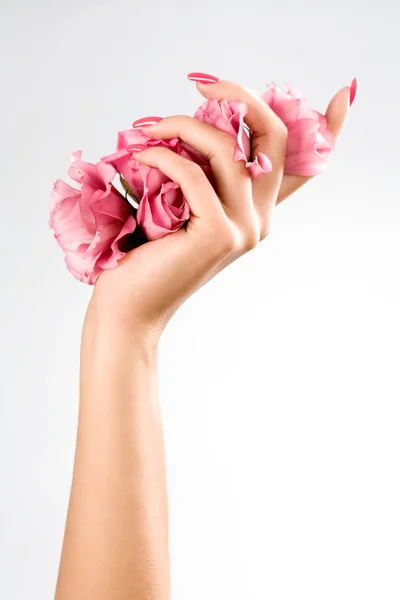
xmin=49 ymin=151 xmax=137 ymax=284
xmin=261 ymin=83 xmax=335 ymax=176
xmin=102 ymin=99 xmax=272 ymax=241
xmin=102 ymin=131 xmax=205 ymax=241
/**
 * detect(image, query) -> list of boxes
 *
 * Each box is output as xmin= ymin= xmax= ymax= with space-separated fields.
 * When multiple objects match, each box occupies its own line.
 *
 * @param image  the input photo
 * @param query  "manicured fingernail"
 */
xmin=132 ymin=116 xmax=163 ymax=128
xmin=187 ymin=72 xmax=219 ymax=84
xmin=130 ymin=144 xmax=146 ymax=153
xmin=349 ymin=77 xmax=358 ymax=107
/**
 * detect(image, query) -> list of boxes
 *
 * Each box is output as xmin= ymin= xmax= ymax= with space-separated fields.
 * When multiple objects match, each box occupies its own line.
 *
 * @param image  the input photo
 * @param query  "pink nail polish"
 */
xmin=349 ymin=77 xmax=358 ymax=107
xmin=132 ymin=116 xmax=163 ymax=128
xmin=187 ymin=72 xmax=219 ymax=85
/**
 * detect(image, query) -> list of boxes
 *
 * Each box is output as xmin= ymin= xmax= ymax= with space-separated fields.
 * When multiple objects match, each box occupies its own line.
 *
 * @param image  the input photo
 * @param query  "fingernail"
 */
xmin=132 ymin=116 xmax=163 ymax=129
xmin=187 ymin=72 xmax=219 ymax=85
xmin=349 ymin=77 xmax=358 ymax=107
xmin=130 ymin=144 xmax=147 ymax=153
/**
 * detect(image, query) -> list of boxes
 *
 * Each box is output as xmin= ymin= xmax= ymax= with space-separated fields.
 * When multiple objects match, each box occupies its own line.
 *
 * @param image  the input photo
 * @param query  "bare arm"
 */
xmin=55 ymin=304 xmax=169 ymax=600
xmin=54 ymin=77 xmax=351 ymax=599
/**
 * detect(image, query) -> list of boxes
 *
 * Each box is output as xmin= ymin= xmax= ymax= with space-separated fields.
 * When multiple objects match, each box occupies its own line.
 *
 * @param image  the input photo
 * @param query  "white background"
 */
xmin=1 ymin=1 xmax=399 ymax=598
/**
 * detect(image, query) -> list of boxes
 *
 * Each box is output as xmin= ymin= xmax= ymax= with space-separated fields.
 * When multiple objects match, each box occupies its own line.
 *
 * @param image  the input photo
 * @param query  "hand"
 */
xmin=91 ymin=78 xmax=352 ymax=338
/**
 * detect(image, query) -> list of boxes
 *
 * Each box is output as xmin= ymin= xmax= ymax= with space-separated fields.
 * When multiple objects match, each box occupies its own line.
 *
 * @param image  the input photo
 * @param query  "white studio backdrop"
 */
xmin=1 ymin=1 xmax=399 ymax=599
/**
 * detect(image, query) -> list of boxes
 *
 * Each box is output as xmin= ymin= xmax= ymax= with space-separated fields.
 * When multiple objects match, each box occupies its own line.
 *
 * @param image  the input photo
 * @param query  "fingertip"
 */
xmin=131 ymin=147 xmax=152 ymax=163
xmin=195 ymin=80 xmax=214 ymax=98
xmin=195 ymin=79 xmax=226 ymax=100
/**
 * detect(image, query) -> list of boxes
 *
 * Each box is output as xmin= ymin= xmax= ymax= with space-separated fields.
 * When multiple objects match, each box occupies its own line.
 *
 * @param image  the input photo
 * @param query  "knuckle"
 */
xmin=241 ymin=225 xmax=260 ymax=251
xmin=206 ymin=131 xmax=236 ymax=162
xmin=214 ymin=223 xmax=240 ymax=255
xmin=243 ymin=233 xmax=259 ymax=251
xmin=185 ymin=161 xmax=205 ymax=182
xmin=219 ymin=232 xmax=237 ymax=254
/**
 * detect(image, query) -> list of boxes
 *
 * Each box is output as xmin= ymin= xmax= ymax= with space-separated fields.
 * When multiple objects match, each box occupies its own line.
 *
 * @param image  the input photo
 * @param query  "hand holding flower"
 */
xmin=50 ymin=74 xmax=356 ymax=291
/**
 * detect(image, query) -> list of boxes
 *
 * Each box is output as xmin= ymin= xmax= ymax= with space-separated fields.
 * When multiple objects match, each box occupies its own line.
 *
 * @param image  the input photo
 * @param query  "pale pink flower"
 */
xmin=49 ymin=151 xmax=136 ymax=284
xmin=102 ymin=130 xmax=204 ymax=241
xmin=102 ymin=99 xmax=271 ymax=241
xmin=261 ymin=83 xmax=335 ymax=176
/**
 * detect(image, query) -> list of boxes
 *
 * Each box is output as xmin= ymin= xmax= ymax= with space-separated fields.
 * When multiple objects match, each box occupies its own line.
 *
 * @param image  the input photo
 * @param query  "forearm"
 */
xmin=55 ymin=298 xmax=169 ymax=600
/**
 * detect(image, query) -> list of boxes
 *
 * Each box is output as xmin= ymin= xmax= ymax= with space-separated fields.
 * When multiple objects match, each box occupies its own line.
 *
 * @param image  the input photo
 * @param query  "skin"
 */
xmin=54 ymin=78 xmax=351 ymax=600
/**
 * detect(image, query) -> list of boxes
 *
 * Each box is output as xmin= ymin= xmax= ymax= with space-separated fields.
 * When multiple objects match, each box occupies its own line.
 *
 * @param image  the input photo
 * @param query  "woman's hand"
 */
xmin=91 ymin=78 xmax=352 ymax=339
xmin=56 ymin=77 xmax=355 ymax=600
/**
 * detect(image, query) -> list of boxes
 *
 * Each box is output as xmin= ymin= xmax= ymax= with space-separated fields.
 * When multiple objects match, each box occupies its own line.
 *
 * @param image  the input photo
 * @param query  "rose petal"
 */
xmin=246 ymin=153 xmax=273 ymax=179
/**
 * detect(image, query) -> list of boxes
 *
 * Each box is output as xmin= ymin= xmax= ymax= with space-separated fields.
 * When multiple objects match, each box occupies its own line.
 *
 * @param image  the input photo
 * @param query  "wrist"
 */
xmin=83 ymin=295 xmax=161 ymax=362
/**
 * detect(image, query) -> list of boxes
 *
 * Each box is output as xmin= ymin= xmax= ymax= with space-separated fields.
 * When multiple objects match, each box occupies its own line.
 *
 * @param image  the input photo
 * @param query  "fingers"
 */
xmin=132 ymin=146 xmax=224 ymax=223
xmin=133 ymin=145 xmax=262 ymax=256
xmin=277 ymin=83 xmax=354 ymax=204
xmin=137 ymin=115 xmax=252 ymax=214
xmin=195 ymin=79 xmax=287 ymax=236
